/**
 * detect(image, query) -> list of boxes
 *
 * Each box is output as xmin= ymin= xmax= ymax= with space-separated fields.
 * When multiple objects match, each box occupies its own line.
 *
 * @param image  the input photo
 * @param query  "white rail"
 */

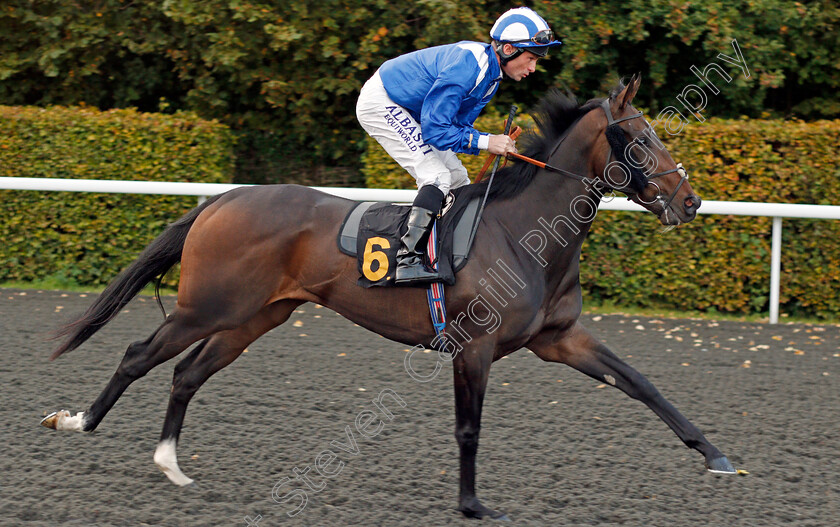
xmin=3 ymin=176 xmax=840 ymax=323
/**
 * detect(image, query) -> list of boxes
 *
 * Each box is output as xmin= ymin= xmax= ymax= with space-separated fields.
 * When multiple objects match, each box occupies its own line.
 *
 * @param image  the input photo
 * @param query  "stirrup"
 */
xmin=394 ymin=260 xmax=440 ymax=285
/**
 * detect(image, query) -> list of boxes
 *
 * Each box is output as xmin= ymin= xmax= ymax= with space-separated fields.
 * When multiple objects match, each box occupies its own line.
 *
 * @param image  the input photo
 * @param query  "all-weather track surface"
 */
xmin=1 ymin=288 xmax=838 ymax=526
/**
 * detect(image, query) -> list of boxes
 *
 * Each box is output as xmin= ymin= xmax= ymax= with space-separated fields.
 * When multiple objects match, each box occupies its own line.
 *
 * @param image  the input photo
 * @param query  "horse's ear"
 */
xmin=619 ymin=73 xmax=642 ymax=110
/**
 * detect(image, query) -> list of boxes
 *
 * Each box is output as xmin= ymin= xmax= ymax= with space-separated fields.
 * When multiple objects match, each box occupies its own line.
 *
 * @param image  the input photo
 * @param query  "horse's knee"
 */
xmin=455 ymin=425 xmax=480 ymax=449
xmin=624 ymin=371 xmax=661 ymax=402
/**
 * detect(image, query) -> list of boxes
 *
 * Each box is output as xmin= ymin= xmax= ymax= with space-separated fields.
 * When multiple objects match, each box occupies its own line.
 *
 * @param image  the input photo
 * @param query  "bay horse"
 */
xmin=41 ymin=75 xmax=735 ymax=521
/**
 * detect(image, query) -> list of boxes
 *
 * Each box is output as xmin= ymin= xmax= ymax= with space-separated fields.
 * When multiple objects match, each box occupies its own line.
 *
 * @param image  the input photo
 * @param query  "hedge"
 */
xmin=0 ymin=105 xmax=235 ymax=288
xmin=363 ymin=116 xmax=840 ymax=319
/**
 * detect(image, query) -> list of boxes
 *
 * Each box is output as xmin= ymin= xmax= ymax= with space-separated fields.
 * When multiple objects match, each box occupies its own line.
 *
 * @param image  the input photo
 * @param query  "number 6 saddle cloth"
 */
xmin=337 ymin=192 xmax=481 ymax=288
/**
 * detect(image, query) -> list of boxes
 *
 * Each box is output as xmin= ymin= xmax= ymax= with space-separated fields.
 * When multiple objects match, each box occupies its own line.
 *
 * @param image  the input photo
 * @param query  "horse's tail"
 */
xmin=50 ymin=193 xmax=225 ymax=360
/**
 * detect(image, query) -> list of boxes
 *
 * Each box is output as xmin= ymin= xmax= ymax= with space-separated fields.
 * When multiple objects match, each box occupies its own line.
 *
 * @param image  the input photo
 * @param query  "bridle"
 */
xmin=598 ymin=99 xmax=689 ymax=213
xmin=515 ymin=98 xmax=690 ymax=215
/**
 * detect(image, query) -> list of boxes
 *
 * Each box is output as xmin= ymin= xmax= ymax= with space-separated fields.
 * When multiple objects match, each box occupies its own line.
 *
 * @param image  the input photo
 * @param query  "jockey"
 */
xmin=356 ymin=7 xmax=562 ymax=285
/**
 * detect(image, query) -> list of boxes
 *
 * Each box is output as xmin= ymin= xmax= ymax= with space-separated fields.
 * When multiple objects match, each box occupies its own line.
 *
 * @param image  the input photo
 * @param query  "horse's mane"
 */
xmin=457 ymin=80 xmax=628 ymax=203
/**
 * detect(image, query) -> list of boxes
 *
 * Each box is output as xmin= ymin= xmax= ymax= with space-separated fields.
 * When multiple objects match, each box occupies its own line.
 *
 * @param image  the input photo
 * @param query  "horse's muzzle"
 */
xmin=684 ymin=194 xmax=702 ymax=219
xmin=658 ymin=193 xmax=701 ymax=226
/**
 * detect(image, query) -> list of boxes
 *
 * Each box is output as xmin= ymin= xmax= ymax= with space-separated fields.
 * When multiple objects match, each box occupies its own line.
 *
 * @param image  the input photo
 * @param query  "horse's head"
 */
xmin=594 ymin=74 xmax=701 ymax=226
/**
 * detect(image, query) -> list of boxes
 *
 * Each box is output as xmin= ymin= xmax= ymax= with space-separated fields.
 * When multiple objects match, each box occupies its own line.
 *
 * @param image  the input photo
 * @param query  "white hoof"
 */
xmin=40 ymin=410 xmax=87 ymax=431
xmin=154 ymin=439 xmax=195 ymax=487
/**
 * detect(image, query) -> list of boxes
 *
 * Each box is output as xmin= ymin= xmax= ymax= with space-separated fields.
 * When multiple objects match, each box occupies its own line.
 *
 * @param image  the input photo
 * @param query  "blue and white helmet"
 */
xmin=490 ymin=7 xmax=561 ymax=59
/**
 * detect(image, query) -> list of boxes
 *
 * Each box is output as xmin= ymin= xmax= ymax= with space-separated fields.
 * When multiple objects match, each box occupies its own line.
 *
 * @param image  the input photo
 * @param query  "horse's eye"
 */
xmin=638 ymin=136 xmax=648 ymax=145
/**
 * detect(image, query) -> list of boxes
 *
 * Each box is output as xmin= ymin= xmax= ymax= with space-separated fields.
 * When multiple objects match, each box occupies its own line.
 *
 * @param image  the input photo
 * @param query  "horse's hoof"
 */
xmin=706 ymin=455 xmax=737 ymax=474
xmin=40 ymin=410 xmax=66 ymax=429
xmin=460 ymin=510 xmax=511 ymax=522
xmin=458 ymin=498 xmax=511 ymax=521
xmin=185 ymin=481 xmax=199 ymax=489
xmin=40 ymin=410 xmax=86 ymax=431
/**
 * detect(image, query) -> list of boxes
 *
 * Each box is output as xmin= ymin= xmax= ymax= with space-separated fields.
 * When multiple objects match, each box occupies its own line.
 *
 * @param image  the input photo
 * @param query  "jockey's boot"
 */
xmin=394 ymin=206 xmax=440 ymax=285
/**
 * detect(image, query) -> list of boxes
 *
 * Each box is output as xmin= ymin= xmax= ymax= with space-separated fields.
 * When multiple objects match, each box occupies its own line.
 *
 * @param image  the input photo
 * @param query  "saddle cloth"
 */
xmin=337 ymin=192 xmax=480 ymax=288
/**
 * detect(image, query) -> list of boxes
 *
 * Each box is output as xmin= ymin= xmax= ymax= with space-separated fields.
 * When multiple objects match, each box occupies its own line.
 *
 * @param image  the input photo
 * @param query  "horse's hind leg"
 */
xmin=528 ymin=322 xmax=736 ymax=474
xmin=42 ymin=307 xmax=224 ymax=433
xmin=154 ymin=299 xmax=303 ymax=486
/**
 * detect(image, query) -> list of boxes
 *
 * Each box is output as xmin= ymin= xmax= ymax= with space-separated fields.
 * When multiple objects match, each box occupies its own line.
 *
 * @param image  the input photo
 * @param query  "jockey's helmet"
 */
xmin=490 ymin=7 xmax=562 ymax=63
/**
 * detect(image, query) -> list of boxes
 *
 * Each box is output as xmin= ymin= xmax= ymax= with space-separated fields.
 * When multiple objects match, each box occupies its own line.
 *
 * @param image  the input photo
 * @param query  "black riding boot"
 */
xmin=394 ymin=206 xmax=440 ymax=285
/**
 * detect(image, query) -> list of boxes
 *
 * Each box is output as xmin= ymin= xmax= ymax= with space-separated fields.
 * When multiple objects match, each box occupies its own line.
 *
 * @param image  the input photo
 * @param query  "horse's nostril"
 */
xmin=684 ymin=195 xmax=701 ymax=212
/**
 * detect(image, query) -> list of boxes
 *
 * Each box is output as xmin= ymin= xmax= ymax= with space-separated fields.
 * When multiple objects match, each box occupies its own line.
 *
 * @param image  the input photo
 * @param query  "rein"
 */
xmin=501 ymin=99 xmax=689 ymax=212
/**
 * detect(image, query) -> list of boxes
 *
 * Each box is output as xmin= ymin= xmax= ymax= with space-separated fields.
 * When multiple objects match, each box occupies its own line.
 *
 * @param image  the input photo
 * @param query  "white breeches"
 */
xmin=356 ymin=70 xmax=470 ymax=195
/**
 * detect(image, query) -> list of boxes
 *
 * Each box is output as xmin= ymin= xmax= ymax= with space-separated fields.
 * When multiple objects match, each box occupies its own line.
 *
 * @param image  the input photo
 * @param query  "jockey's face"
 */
xmin=500 ymin=46 xmax=540 ymax=81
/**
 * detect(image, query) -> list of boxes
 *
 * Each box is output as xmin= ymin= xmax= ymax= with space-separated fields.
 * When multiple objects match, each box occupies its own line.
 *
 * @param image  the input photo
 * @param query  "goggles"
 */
xmin=510 ymin=29 xmax=555 ymax=46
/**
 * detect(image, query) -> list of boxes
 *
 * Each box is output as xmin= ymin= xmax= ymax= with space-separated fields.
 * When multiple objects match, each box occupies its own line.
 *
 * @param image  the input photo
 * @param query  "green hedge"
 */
xmin=363 ymin=117 xmax=840 ymax=319
xmin=0 ymin=105 xmax=235 ymax=288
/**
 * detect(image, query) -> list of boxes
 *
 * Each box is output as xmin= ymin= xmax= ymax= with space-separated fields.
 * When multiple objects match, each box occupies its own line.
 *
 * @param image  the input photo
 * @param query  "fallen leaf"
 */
xmin=293 ymin=320 xmax=303 ymax=327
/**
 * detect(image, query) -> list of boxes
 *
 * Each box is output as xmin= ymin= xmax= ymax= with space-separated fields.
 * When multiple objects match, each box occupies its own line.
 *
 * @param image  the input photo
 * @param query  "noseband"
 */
xmin=599 ymin=99 xmax=689 ymax=213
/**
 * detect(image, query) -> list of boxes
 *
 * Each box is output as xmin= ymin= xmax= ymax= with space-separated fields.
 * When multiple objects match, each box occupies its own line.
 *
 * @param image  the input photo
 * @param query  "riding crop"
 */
xmin=465 ymin=104 xmax=518 ymax=258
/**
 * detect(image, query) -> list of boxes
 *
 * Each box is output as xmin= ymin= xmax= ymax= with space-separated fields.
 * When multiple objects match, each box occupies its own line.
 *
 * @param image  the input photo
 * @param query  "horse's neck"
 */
xmin=504 ymin=123 xmax=604 ymax=297
xmin=515 ymin=173 xmax=598 ymax=268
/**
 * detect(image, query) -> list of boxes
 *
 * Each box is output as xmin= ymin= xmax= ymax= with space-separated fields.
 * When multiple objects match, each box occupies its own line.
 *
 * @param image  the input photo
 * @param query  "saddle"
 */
xmin=338 ymin=190 xmax=481 ymax=288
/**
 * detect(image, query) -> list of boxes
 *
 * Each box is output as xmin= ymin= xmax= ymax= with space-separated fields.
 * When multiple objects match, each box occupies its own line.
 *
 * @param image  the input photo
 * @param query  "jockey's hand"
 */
xmin=487 ymin=134 xmax=517 ymax=156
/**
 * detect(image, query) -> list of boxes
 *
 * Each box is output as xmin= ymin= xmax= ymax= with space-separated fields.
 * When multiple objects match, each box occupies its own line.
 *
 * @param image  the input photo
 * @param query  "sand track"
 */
xmin=2 ymin=289 xmax=838 ymax=526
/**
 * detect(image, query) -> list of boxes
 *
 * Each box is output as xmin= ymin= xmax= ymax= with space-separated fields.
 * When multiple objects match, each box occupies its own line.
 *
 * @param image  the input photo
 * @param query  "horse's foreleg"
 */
xmin=154 ymin=299 xmax=303 ymax=486
xmin=528 ymin=323 xmax=736 ymax=474
xmin=452 ymin=347 xmax=510 ymax=521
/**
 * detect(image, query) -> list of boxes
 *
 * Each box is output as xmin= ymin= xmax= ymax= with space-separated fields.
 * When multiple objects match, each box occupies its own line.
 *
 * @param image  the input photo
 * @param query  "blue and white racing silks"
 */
xmin=378 ymin=41 xmax=502 ymax=156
